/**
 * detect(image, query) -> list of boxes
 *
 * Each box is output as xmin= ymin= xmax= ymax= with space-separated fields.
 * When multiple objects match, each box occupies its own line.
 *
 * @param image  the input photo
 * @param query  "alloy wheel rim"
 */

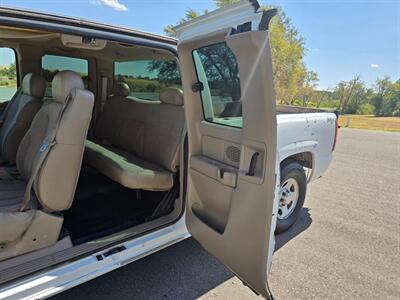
xmin=277 ymin=178 xmax=299 ymax=220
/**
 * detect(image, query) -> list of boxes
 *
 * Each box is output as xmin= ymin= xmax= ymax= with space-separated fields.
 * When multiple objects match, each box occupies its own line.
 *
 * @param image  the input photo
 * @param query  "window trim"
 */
xmin=11 ymin=47 xmax=20 ymax=87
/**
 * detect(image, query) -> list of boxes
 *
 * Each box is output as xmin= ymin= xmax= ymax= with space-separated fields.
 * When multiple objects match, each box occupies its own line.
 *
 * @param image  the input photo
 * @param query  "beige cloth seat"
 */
xmin=85 ymin=84 xmax=185 ymax=191
xmin=85 ymin=140 xmax=174 ymax=190
xmin=0 ymin=70 xmax=94 ymax=255
xmin=0 ymin=73 xmax=45 ymax=165
xmin=0 ymin=180 xmax=39 ymax=244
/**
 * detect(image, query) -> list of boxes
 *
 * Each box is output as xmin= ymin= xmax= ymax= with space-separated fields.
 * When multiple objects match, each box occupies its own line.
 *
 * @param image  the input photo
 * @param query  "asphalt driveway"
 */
xmin=52 ymin=128 xmax=400 ymax=300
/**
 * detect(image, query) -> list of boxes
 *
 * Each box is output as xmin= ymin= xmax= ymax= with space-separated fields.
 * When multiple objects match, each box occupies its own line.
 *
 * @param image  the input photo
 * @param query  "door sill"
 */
xmin=0 ymin=200 xmax=183 ymax=285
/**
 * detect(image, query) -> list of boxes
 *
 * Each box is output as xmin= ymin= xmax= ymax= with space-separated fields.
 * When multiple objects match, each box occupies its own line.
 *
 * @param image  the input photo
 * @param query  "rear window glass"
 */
xmin=41 ymin=55 xmax=89 ymax=97
xmin=114 ymin=60 xmax=181 ymax=101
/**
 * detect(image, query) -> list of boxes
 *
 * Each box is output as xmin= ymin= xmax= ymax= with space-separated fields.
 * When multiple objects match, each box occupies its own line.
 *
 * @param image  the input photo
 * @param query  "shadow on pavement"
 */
xmin=275 ymin=207 xmax=312 ymax=252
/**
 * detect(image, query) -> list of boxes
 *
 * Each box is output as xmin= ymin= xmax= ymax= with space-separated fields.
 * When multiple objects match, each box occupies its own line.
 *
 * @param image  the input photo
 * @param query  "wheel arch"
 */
xmin=280 ymin=151 xmax=314 ymax=182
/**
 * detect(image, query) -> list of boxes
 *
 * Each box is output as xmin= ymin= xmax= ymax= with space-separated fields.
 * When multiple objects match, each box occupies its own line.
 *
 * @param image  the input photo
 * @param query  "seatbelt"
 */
xmin=19 ymin=94 xmax=72 ymax=212
xmin=0 ymin=88 xmax=22 ymax=127
xmin=90 ymin=76 xmax=107 ymax=137
xmin=100 ymin=76 xmax=108 ymax=112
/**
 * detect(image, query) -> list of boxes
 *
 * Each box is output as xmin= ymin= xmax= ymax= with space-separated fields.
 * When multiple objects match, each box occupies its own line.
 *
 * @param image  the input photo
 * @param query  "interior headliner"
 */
xmin=0 ymin=26 xmax=176 ymax=61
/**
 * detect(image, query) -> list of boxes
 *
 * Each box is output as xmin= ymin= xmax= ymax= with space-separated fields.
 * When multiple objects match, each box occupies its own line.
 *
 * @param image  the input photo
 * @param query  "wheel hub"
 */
xmin=277 ymin=178 xmax=300 ymax=220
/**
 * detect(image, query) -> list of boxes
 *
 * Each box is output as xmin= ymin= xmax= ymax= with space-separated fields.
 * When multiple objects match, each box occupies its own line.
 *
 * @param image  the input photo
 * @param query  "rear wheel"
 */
xmin=275 ymin=160 xmax=307 ymax=234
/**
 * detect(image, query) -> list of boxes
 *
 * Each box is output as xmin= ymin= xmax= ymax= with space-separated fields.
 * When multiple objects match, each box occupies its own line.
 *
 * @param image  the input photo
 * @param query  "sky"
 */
xmin=0 ymin=0 xmax=399 ymax=89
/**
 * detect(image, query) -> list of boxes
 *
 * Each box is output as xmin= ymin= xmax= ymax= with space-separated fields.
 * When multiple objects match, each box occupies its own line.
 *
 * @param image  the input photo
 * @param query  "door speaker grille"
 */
xmin=225 ymin=145 xmax=241 ymax=163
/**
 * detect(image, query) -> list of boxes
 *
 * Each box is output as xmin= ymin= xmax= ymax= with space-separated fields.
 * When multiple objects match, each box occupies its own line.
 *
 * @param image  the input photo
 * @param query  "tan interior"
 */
xmin=85 ymin=84 xmax=185 ymax=191
xmin=0 ymin=70 xmax=94 ymax=260
xmin=0 ymin=25 xmax=184 ymax=265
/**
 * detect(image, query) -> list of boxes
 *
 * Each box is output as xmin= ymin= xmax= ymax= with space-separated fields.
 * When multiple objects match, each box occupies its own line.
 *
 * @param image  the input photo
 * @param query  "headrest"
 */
xmin=22 ymin=73 xmax=46 ymax=99
xmin=52 ymin=70 xmax=84 ymax=103
xmin=113 ymin=82 xmax=130 ymax=97
xmin=159 ymin=87 xmax=183 ymax=106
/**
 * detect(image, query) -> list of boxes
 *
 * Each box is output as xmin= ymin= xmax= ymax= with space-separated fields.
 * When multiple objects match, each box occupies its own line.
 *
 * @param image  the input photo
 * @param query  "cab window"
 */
xmin=114 ymin=60 xmax=181 ymax=101
xmin=0 ymin=47 xmax=18 ymax=102
xmin=193 ymin=42 xmax=242 ymax=128
xmin=41 ymin=54 xmax=89 ymax=97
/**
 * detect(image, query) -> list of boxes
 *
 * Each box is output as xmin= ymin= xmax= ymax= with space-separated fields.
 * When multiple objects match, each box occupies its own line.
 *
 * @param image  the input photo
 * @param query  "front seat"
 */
xmin=0 ymin=70 xmax=94 ymax=260
xmin=0 ymin=73 xmax=45 ymax=165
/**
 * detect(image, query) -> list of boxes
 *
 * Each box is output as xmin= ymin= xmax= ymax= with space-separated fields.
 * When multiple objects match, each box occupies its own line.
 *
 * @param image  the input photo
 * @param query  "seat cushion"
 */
xmin=0 ymin=180 xmax=37 ymax=243
xmin=85 ymin=140 xmax=174 ymax=191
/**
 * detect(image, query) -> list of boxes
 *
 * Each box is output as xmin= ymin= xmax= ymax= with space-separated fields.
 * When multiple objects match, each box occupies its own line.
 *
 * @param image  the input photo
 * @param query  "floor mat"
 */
xmin=63 ymin=169 xmax=167 ymax=244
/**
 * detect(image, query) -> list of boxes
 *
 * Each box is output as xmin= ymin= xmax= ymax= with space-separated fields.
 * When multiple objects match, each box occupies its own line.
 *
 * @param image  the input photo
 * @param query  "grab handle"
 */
xmin=246 ymin=152 xmax=259 ymax=176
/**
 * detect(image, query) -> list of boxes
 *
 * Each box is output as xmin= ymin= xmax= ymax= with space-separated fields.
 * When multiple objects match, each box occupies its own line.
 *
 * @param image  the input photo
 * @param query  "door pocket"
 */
xmin=190 ymin=169 xmax=233 ymax=234
xmin=190 ymin=155 xmax=238 ymax=233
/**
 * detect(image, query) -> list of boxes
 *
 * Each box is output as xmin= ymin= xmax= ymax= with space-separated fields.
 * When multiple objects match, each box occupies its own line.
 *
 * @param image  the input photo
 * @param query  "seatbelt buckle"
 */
xmin=40 ymin=140 xmax=51 ymax=152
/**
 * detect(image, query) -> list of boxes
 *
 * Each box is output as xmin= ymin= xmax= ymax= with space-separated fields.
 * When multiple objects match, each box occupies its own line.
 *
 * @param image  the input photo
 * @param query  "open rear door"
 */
xmin=176 ymin=1 xmax=279 ymax=298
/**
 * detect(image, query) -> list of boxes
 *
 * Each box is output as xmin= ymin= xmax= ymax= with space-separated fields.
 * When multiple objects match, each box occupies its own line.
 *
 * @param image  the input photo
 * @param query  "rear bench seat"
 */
xmin=85 ymin=83 xmax=184 ymax=191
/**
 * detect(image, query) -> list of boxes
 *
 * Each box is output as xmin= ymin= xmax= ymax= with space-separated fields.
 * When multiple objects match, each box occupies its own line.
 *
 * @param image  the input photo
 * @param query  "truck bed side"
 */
xmin=277 ymin=112 xmax=337 ymax=182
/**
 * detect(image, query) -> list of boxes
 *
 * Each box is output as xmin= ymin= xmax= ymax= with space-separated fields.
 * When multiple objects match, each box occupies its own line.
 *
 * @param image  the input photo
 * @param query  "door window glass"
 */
xmin=193 ymin=42 xmax=242 ymax=128
xmin=0 ymin=48 xmax=18 ymax=102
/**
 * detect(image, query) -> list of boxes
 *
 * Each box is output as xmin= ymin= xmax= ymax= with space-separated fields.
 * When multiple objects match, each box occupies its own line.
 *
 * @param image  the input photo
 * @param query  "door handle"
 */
xmin=217 ymin=169 xmax=237 ymax=188
xmin=246 ymin=152 xmax=259 ymax=176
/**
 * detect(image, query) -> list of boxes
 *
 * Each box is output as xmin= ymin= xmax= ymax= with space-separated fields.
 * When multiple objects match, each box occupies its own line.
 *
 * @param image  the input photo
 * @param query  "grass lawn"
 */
xmin=338 ymin=115 xmax=400 ymax=132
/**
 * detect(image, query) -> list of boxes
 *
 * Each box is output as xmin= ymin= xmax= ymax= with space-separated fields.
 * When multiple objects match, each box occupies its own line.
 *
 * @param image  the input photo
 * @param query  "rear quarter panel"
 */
xmin=277 ymin=112 xmax=337 ymax=181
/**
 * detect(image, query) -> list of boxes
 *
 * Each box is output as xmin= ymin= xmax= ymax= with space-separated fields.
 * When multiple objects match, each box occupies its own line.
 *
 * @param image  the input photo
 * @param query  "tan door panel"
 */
xmin=202 ymin=135 xmax=242 ymax=168
xmin=177 ymin=2 xmax=278 ymax=297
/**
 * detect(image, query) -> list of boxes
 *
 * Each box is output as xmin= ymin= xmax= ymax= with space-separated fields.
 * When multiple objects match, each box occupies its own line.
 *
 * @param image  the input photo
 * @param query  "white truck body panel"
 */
xmin=0 ymin=218 xmax=190 ymax=300
xmin=277 ymin=112 xmax=337 ymax=181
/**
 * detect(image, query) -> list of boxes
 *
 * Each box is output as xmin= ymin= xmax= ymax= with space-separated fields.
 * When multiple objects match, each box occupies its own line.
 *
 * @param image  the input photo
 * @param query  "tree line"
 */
xmin=164 ymin=0 xmax=399 ymax=117
xmin=0 ymin=63 xmax=17 ymax=86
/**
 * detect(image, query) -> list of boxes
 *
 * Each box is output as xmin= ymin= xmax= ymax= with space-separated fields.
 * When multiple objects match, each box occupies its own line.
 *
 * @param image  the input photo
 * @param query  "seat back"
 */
xmin=94 ymin=84 xmax=184 ymax=172
xmin=16 ymin=71 xmax=94 ymax=211
xmin=0 ymin=73 xmax=45 ymax=164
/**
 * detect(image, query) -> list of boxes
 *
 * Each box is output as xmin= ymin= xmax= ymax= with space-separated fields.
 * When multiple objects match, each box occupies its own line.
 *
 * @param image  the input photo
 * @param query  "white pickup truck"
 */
xmin=0 ymin=1 xmax=337 ymax=299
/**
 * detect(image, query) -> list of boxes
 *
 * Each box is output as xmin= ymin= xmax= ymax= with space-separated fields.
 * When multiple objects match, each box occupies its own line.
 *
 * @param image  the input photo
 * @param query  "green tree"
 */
xmin=164 ymin=9 xmax=202 ymax=37
xmin=372 ymin=76 xmax=393 ymax=116
xmin=214 ymin=0 xmax=239 ymax=6
xmin=335 ymin=75 xmax=362 ymax=114
xmin=147 ymin=60 xmax=181 ymax=85
xmin=297 ymin=70 xmax=319 ymax=107
xmin=164 ymin=0 xmax=310 ymax=105
xmin=315 ymin=88 xmax=332 ymax=108
xmin=332 ymin=76 xmax=399 ymax=116
xmin=345 ymin=81 xmax=366 ymax=114
xmin=6 ymin=63 xmax=16 ymax=79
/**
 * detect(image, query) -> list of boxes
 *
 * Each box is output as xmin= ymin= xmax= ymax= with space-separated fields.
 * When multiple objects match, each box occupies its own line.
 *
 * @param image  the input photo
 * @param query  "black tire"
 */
xmin=275 ymin=160 xmax=307 ymax=234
